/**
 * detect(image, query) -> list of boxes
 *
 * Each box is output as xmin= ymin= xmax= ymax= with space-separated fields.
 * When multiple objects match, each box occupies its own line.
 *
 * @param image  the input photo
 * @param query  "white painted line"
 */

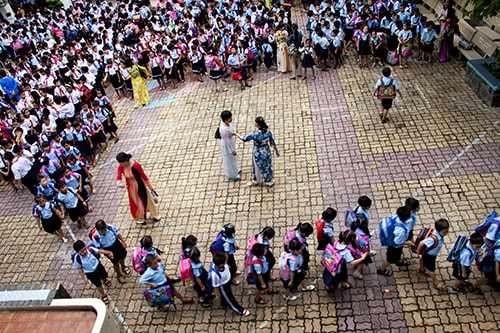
xmin=414 ymin=82 xmax=431 ymax=108
xmin=107 ymin=294 xmax=134 ymax=333
xmin=412 ymin=119 xmax=500 ymax=197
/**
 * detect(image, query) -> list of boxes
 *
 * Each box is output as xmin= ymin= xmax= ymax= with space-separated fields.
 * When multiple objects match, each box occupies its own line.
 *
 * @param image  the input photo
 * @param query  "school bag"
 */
xmin=71 ymin=244 xmax=100 ymax=265
xmin=412 ymin=228 xmax=438 ymax=254
xmin=243 ymin=235 xmax=261 ymax=284
xmin=245 ymin=258 xmax=263 ymax=284
xmin=179 ymin=258 xmax=195 ymax=286
xmin=477 ymin=240 xmax=500 ymax=272
xmin=386 ymin=51 xmax=398 ymax=66
xmin=143 ymin=284 xmax=176 ymax=308
xmin=206 ymin=265 xmax=221 ymax=294
xmin=376 ymin=77 xmax=396 ymax=100
xmin=209 ymin=231 xmax=225 ymax=254
xmin=88 ymin=225 xmax=114 ymax=242
xmin=345 ymin=206 xmax=360 ymax=229
xmin=282 ymin=229 xmax=298 ymax=251
xmin=278 ymin=251 xmax=299 ymax=281
xmin=322 ymin=243 xmax=343 ymax=276
xmin=379 ymin=216 xmax=404 ymax=247
xmin=446 ymin=235 xmax=469 ymax=263
xmin=131 ymin=246 xmax=148 ymax=273
xmin=316 ymin=219 xmax=326 ymax=242
xmin=354 ymin=231 xmax=370 ymax=254
xmin=475 ymin=211 xmax=499 ymax=239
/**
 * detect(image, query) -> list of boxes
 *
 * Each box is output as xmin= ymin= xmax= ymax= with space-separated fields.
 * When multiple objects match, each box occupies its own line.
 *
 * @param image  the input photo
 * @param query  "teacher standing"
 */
xmin=115 ymin=152 xmax=160 ymax=225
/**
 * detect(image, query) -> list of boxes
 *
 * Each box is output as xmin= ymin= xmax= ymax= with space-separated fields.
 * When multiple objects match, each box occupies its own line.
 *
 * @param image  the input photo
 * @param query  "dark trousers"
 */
xmin=220 ymin=282 xmax=244 ymax=315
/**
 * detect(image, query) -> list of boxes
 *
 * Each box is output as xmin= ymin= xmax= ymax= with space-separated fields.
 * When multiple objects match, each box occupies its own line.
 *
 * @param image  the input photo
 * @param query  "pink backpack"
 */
xmin=279 ymin=251 xmax=299 ymax=281
xmin=322 ymin=243 xmax=343 ymax=276
xmin=131 ymin=246 xmax=148 ymax=273
xmin=179 ymin=258 xmax=194 ymax=286
xmin=283 ymin=229 xmax=303 ymax=250
xmin=355 ymin=232 xmax=370 ymax=253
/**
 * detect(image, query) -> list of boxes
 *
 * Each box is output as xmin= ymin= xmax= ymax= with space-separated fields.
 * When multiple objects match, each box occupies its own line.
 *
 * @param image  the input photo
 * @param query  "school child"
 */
xmin=377 ymin=206 xmax=414 ymax=276
xmin=300 ymin=39 xmax=315 ymax=81
xmin=452 ymin=232 xmax=484 ymax=293
xmin=103 ymin=59 xmax=126 ymax=100
xmin=420 ymin=21 xmax=437 ymax=66
xmin=61 ymin=139 xmax=81 ymax=160
xmin=91 ymin=219 xmax=130 ymax=284
xmin=92 ymin=100 xmax=119 ymax=143
xmin=323 ymin=230 xmax=369 ymax=291
xmin=32 ymin=194 xmax=68 ymax=243
xmin=72 ymin=120 xmax=95 ymax=167
xmin=140 ymin=235 xmax=164 ymax=264
xmin=350 ymin=214 xmax=374 ymax=279
xmin=397 ymin=22 xmax=413 ymax=69
xmin=72 ymin=240 xmax=113 ymax=305
xmin=212 ymin=223 xmax=242 ymax=285
xmin=210 ymin=253 xmax=250 ymax=316
xmin=85 ymin=112 xmax=107 ymax=153
xmin=61 ymin=167 xmax=89 ymax=202
xmin=251 ymin=243 xmax=279 ymax=304
xmin=256 ymin=227 xmax=277 ymax=278
xmin=331 ymin=30 xmax=342 ymax=69
xmin=39 ymin=156 xmax=63 ymax=180
xmin=188 ymin=44 xmax=205 ymax=83
xmin=65 ymin=154 xmax=94 ymax=194
xmin=261 ymin=37 xmax=274 ymax=72
xmin=373 ymin=67 xmax=403 ymax=124
xmin=189 ymin=247 xmax=213 ymax=306
xmin=315 ymin=30 xmax=329 ymax=71
xmin=181 ymin=234 xmax=198 ymax=259
xmin=37 ymin=175 xmax=57 ymax=200
xmin=55 ymin=180 xmax=90 ymax=228
xmin=41 ymin=140 xmax=65 ymax=167
xmin=317 ymin=207 xmax=337 ymax=251
xmin=416 ymin=219 xmax=449 ymax=290
xmin=140 ymin=254 xmax=194 ymax=311
xmin=281 ymin=239 xmax=315 ymax=301
xmin=370 ymin=30 xmax=385 ymax=66
xmin=357 ymin=25 xmax=371 ymax=68
xmin=292 ymin=222 xmax=314 ymax=271
xmin=405 ymin=197 xmax=420 ymax=242
xmin=149 ymin=50 xmax=167 ymax=90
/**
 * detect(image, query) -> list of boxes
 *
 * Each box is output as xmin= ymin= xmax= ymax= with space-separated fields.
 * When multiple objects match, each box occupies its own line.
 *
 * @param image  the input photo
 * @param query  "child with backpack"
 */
xmin=377 ymin=206 xmax=414 ymax=276
xmin=323 ymin=230 xmax=369 ymax=291
xmin=210 ymin=253 xmax=250 ymax=316
xmin=140 ymin=254 xmax=194 ymax=312
xmin=132 ymin=235 xmax=164 ymax=274
xmin=350 ymin=214 xmax=374 ymax=279
xmin=373 ymin=67 xmax=403 ymax=124
xmin=189 ymin=247 xmax=213 ymax=307
xmin=284 ymin=222 xmax=314 ymax=271
xmin=416 ymin=219 xmax=449 ymax=291
xmin=72 ymin=240 xmax=113 ymax=305
xmin=316 ymin=207 xmax=337 ymax=251
xmin=405 ymin=197 xmax=420 ymax=242
xmin=32 ymin=194 xmax=68 ymax=244
xmin=91 ymin=219 xmax=130 ymax=284
xmin=181 ymin=235 xmax=198 ymax=259
xmin=256 ymin=227 xmax=277 ymax=279
xmin=451 ymin=232 xmax=484 ymax=293
xmin=280 ymin=239 xmax=315 ymax=301
xmin=55 ymin=180 xmax=90 ymax=229
xmin=250 ymin=243 xmax=279 ymax=304
xmin=210 ymin=224 xmax=241 ymax=285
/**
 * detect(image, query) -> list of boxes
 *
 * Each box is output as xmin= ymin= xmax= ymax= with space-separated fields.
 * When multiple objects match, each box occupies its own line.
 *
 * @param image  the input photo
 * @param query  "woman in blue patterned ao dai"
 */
xmin=238 ymin=117 xmax=280 ymax=187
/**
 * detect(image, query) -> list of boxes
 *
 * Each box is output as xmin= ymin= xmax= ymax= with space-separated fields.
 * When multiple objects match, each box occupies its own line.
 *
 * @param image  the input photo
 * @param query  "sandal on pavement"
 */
xmin=103 ymin=278 xmax=112 ymax=288
xmin=117 ymin=276 xmax=126 ymax=284
xmin=341 ymin=282 xmax=353 ymax=290
xmin=242 ymin=309 xmax=251 ymax=316
xmin=377 ymin=268 xmax=393 ymax=276
xmin=255 ymin=298 xmax=268 ymax=304
xmin=452 ymin=286 xmax=467 ymax=293
xmin=122 ymin=266 xmax=131 ymax=276
xmin=101 ymin=295 xmax=110 ymax=305
xmin=471 ymin=287 xmax=483 ymax=295
xmin=396 ymin=259 xmax=412 ymax=266
xmin=434 ymin=284 xmax=448 ymax=291
xmin=158 ymin=305 xmax=169 ymax=312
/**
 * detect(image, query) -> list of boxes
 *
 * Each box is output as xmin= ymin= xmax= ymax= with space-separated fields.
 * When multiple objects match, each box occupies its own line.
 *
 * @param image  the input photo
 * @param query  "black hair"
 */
xmin=181 ymin=235 xmax=198 ymax=250
xmin=322 ymin=207 xmax=337 ymax=222
xmin=358 ymin=195 xmax=372 ymax=208
xmin=288 ymin=238 xmax=302 ymax=251
xmin=145 ymin=254 xmax=157 ymax=267
xmin=382 ymin=67 xmax=391 ymax=77
xmin=435 ymin=219 xmax=449 ymax=232
xmin=220 ymin=110 xmax=232 ymax=122
xmin=55 ymin=180 xmax=66 ymax=190
xmin=470 ymin=232 xmax=484 ymax=246
xmin=405 ymin=197 xmax=420 ymax=211
xmin=297 ymin=222 xmax=314 ymax=237
xmin=223 ymin=223 xmax=235 ymax=237
xmin=116 ymin=152 xmax=132 ymax=162
xmin=255 ymin=116 xmax=268 ymax=132
xmin=213 ymin=253 xmax=226 ymax=265
xmin=95 ymin=219 xmax=106 ymax=231
xmin=396 ymin=206 xmax=412 ymax=222
xmin=73 ymin=240 xmax=85 ymax=252
xmin=259 ymin=226 xmax=275 ymax=239
xmin=353 ymin=214 xmax=370 ymax=236
xmin=339 ymin=230 xmax=356 ymax=245
xmin=252 ymin=243 xmax=266 ymax=257
xmin=190 ymin=247 xmax=201 ymax=264
xmin=140 ymin=235 xmax=164 ymax=254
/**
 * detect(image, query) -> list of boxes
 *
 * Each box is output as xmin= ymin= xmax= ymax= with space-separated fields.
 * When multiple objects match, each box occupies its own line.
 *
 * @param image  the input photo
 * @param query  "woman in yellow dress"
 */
xmin=275 ymin=24 xmax=291 ymax=73
xmin=124 ymin=57 xmax=150 ymax=108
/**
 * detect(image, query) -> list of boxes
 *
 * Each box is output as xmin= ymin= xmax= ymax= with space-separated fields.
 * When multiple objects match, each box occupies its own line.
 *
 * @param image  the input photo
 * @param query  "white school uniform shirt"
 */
xmin=210 ymin=264 xmax=231 ymax=287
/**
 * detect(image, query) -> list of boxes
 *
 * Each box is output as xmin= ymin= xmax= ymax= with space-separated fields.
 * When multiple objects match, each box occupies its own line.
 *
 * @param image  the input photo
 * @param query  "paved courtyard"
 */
xmin=0 ymin=9 xmax=499 ymax=333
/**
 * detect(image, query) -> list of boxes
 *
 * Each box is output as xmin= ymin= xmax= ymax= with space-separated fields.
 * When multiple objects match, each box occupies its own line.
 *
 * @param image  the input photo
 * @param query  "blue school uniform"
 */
xmin=422 ymin=230 xmax=444 ymax=256
xmin=140 ymin=262 xmax=168 ymax=285
xmin=73 ymin=247 xmax=100 ymax=273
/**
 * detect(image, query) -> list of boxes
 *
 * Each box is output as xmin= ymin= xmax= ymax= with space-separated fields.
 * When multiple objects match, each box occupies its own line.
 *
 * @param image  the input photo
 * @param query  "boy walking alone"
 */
xmin=374 ymin=68 xmax=403 ymax=124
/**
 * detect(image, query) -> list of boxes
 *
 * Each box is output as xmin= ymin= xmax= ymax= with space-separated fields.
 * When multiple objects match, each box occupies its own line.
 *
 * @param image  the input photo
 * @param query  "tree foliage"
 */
xmin=463 ymin=0 xmax=500 ymax=22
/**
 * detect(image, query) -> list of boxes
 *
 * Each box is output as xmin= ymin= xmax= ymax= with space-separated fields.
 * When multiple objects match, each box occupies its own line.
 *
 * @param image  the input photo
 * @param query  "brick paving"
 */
xmin=1 ymin=7 xmax=500 ymax=333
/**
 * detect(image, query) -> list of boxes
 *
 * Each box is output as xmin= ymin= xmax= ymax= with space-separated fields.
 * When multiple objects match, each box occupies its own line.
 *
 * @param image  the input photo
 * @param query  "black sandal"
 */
xmin=396 ymin=259 xmax=412 ymax=266
xmin=103 ymin=278 xmax=112 ymax=288
xmin=101 ymin=295 xmax=110 ymax=305
xmin=377 ymin=268 xmax=393 ymax=276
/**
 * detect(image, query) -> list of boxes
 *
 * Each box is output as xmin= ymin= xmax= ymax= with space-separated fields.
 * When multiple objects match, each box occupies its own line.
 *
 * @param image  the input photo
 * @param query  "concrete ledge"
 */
xmin=466 ymin=58 xmax=500 ymax=106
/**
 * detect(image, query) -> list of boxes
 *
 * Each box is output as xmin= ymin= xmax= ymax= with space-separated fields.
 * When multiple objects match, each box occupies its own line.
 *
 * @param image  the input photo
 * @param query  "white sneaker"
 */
xmin=242 ymin=309 xmax=250 ymax=316
xmin=301 ymin=285 xmax=315 ymax=291
xmin=264 ymin=180 xmax=275 ymax=187
xmin=369 ymin=250 xmax=377 ymax=256
xmin=284 ymin=294 xmax=299 ymax=301
xmin=247 ymin=181 xmax=259 ymax=186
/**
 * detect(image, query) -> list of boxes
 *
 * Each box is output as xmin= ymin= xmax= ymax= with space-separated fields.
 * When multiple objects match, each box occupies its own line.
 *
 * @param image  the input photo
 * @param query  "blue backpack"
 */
xmin=475 ymin=211 xmax=499 ymax=239
xmin=379 ymin=216 xmax=405 ymax=247
xmin=209 ymin=232 xmax=225 ymax=254
xmin=206 ymin=265 xmax=221 ymax=293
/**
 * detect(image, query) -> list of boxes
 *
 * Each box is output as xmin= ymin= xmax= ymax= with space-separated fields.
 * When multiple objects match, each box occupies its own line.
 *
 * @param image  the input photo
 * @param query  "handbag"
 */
xmin=151 ymin=190 xmax=159 ymax=204
xmin=401 ymin=46 xmax=413 ymax=57
xmin=214 ymin=127 xmax=221 ymax=139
